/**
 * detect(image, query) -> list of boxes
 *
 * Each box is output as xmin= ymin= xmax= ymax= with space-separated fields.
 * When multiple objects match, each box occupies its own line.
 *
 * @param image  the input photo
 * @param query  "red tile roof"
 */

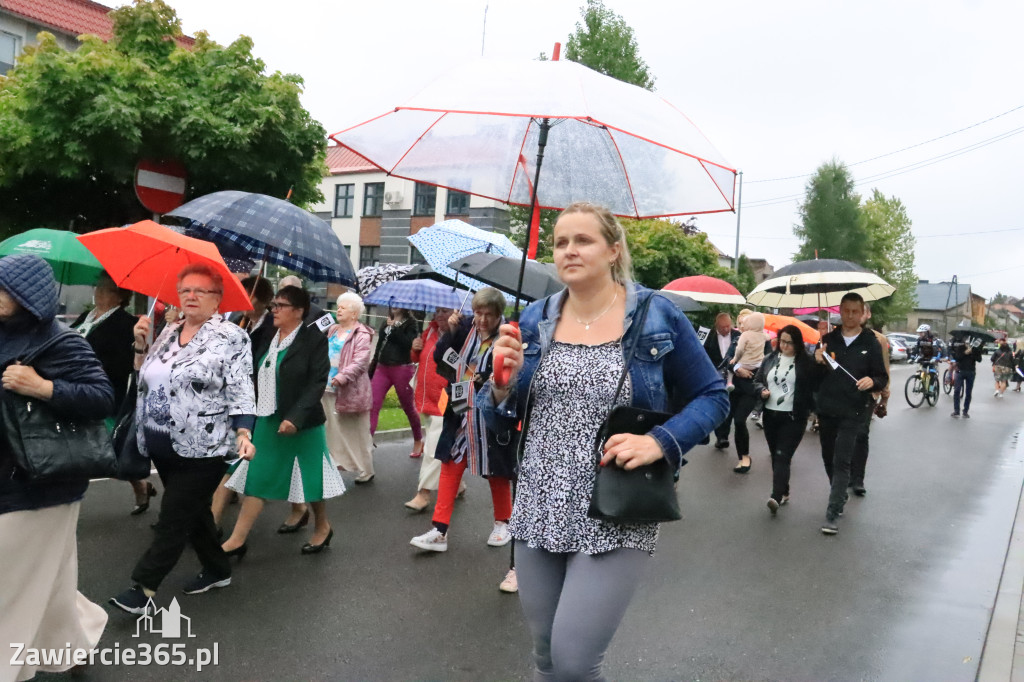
xmin=1 ymin=0 xmax=194 ymax=46
xmin=326 ymin=145 xmax=379 ymax=175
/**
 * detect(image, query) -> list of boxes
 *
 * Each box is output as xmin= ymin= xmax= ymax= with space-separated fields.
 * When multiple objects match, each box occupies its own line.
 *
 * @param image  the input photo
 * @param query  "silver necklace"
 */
xmin=573 ymin=290 xmax=618 ymax=331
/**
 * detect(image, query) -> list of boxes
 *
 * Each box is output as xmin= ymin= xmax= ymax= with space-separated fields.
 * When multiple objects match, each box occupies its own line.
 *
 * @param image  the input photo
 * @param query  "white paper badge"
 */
xmin=697 ymin=326 xmax=711 ymax=344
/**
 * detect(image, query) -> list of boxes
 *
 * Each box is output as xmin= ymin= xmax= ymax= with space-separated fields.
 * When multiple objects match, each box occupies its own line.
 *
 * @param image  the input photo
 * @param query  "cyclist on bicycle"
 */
xmin=915 ymin=324 xmax=941 ymax=368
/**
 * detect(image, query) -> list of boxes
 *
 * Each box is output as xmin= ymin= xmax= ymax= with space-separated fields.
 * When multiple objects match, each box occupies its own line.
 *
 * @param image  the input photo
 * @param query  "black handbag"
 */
xmin=2 ymin=331 xmax=118 ymax=481
xmin=588 ymin=296 xmax=682 ymax=524
xmin=110 ymin=371 xmax=151 ymax=481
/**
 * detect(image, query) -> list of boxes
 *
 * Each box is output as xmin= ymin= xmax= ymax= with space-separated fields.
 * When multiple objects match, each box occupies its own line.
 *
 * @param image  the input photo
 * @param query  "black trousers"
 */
xmin=132 ymin=446 xmax=230 ymax=591
xmin=818 ymin=411 xmax=869 ymax=518
xmin=762 ymin=409 xmax=807 ymax=502
xmin=850 ymin=407 xmax=875 ymax=488
xmin=713 ymin=377 xmax=757 ymax=458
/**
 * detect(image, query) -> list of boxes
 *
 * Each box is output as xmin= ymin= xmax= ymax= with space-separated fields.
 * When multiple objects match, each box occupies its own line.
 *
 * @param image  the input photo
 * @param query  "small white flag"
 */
xmin=696 ymin=326 xmax=711 ymax=344
xmin=824 ymin=353 xmax=839 ymax=370
xmin=312 ymin=312 xmax=335 ymax=332
xmin=443 ymin=347 xmax=461 ymax=370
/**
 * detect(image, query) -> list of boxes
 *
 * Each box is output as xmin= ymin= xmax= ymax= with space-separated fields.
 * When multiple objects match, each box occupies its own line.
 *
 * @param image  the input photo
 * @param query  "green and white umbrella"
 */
xmin=0 ymin=228 xmax=104 ymax=285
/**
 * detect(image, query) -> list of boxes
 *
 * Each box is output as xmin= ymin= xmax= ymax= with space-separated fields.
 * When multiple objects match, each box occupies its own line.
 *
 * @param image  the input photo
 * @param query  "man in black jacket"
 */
xmin=950 ymin=334 xmax=981 ymax=418
xmin=813 ymin=293 xmax=888 ymax=535
xmin=703 ymin=312 xmax=741 ymax=449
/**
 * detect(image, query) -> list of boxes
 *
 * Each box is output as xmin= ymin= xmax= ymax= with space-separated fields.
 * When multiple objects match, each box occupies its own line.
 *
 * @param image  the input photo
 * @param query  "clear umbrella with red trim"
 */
xmin=331 ymin=50 xmax=737 ymax=383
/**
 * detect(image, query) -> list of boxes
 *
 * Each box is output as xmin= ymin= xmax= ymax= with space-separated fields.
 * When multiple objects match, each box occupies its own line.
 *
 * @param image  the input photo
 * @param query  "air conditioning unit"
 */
xmin=384 ymin=190 xmax=403 ymax=205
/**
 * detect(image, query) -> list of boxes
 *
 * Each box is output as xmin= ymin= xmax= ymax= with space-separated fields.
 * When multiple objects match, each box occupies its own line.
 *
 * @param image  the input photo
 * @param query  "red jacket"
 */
xmin=411 ymin=321 xmax=449 ymax=416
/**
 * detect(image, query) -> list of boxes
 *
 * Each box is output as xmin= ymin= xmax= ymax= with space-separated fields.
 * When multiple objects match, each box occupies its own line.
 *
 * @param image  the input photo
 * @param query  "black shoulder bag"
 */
xmin=588 ymin=296 xmax=682 ymax=524
xmin=2 ymin=331 xmax=118 ymax=481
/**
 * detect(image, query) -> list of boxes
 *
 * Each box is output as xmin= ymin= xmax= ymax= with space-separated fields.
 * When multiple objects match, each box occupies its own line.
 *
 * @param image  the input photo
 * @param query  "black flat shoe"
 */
xmin=733 ymin=462 xmax=751 ymax=474
xmin=223 ymin=543 xmax=248 ymax=561
xmin=130 ymin=482 xmax=158 ymax=516
xmin=277 ymin=510 xmax=310 ymax=534
xmin=301 ymin=529 xmax=334 ymax=555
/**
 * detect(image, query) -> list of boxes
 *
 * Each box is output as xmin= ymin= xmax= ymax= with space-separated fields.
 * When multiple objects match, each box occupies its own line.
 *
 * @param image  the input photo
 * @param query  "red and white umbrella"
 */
xmin=662 ymin=275 xmax=746 ymax=305
xmin=330 ymin=58 xmax=736 ymax=222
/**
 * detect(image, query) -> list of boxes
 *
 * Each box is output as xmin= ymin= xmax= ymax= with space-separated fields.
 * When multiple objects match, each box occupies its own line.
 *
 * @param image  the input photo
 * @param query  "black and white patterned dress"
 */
xmin=510 ymin=341 xmax=660 ymax=555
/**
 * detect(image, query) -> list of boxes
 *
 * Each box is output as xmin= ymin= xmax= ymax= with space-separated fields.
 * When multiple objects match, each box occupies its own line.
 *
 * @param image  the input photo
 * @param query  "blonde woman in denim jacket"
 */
xmin=481 ymin=203 xmax=728 ymax=681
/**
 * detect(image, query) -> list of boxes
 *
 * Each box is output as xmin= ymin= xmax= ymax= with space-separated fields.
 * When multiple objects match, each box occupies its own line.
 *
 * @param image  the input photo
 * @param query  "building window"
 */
xmin=413 ymin=183 xmax=436 ymax=216
xmin=363 ymin=182 xmax=385 ymax=217
xmin=410 ymin=246 xmax=426 ymax=265
xmin=0 ymin=33 xmax=20 ymax=74
xmin=359 ymin=246 xmax=380 ymax=269
xmin=334 ymin=183 xmax=354 ymax=218
xmin=446 ymin=190 xmax=470 ymax=215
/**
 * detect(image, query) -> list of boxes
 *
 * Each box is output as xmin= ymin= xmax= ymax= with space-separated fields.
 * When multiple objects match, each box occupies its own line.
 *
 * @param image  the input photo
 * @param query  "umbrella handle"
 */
xmin=492 ymin=322 xmax=520 ymax=388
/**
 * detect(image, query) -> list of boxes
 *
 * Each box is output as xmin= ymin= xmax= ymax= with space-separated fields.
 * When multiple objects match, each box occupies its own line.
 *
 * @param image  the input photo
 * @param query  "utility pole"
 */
xmin=733 ymin=170 xmax=743 ymax=272
xmin=481 ymin=3 xmax=489 ymax=57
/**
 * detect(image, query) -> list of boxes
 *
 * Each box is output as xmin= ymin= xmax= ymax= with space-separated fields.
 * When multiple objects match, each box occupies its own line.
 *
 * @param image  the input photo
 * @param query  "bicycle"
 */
xmin=905 ymin=361 xmax=941 ymax=408
xmin=942 ymin=363 xmax=955 ymax=395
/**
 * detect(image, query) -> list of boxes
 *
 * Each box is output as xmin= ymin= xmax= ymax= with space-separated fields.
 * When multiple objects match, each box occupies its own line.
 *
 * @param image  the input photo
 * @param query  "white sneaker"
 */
xmin=499 ymin=568 xmax=518 ymax=593
xmin=410 ymin=528 xmax=447 ymax=552
xmin=995 ymin=390 xmax=1000 ymax=397
xmin=487 ymin=521 xmax=511 ymax=547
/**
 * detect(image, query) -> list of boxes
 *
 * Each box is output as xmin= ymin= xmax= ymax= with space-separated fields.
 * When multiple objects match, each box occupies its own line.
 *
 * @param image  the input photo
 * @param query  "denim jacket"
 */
xmin=478 ymin=283 xmax=729 ymax=469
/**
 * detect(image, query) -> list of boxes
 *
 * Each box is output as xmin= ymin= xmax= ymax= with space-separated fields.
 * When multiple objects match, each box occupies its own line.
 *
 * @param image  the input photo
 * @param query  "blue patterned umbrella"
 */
xmin=363 ymin=279 xmax=474 ymax=312
xmin=167 ymin=191 xmax=356 ymax=286
xmin=407 ymin=219 xmax=520 ymax=293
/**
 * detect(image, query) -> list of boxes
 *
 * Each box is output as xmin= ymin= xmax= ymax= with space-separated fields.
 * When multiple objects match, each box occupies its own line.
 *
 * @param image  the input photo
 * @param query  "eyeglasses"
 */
xmin=778 ymin=338 xmax=794 ymax=346
xmin=268 ymin=302 xmax=296 ymax=311
xmin=177 ymin=288 xmax=222 ymax=297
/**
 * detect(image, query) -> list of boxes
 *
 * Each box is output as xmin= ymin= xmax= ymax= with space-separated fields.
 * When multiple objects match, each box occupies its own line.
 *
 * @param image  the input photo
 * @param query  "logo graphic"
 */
xmin=134 ymin=598 xmax=195 ymax=639
xmin=18 ymin=240 xmax=51 ymax=251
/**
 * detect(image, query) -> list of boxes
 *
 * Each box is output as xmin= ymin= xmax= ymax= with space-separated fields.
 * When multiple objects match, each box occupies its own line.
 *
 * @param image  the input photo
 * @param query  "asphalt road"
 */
xmin=44 ymin=363 xmax=1024 ymax=681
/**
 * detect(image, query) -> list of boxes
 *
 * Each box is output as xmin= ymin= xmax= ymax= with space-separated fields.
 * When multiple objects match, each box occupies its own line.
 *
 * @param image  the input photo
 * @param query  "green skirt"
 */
xmin=225 ymin=414 xmax=346 ymax=503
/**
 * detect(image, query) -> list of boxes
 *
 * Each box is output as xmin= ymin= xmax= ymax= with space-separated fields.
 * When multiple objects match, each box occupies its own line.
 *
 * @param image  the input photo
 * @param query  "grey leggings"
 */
xmin=515 ymin=542 xmax=650 ymax=681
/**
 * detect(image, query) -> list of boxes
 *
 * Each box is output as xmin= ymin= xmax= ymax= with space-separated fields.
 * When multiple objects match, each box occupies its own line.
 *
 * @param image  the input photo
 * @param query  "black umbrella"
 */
xmin=950 ymin=327 xmax=996 ymax=344
xmin=447 ymin=253 xmax=564 ymax=303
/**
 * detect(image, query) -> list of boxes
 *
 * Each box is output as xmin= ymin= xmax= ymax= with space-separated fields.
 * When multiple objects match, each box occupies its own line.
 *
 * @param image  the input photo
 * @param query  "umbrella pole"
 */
xmin=512 ymin=118 xmax=551 ymax=320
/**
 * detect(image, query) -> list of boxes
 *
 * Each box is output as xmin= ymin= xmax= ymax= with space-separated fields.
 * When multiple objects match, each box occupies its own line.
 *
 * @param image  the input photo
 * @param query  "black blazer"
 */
xmin=704 ymin=328 xmax=740 ymax=368
xmin=72 ymin=306 xmax=137 ymax=400
xmin=253 ymin=324 xmax=330 ymax=431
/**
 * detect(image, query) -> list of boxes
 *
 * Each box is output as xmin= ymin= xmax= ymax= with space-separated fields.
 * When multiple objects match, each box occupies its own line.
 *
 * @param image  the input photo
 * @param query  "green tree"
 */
xmin=508 ymin=205 xmax=559 ymax=261
xmin=565 ymin=0 xmax=655 ymax=90
xmin=793 ymin=159 xmax=868 ymax=264
xmin=859 ymin=189 xmax=917 ymax=329
xmin=623 ymin=218 xmax=734 ymax=289
xmin=0 ymin=0 xmax=326 ymax=236
xmin=735 ymin=254 xmax=757 ymax=297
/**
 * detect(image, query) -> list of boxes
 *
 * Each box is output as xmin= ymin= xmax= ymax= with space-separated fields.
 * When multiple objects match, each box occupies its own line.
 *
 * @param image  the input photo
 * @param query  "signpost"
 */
xmin=134 ymin=159 xmax=188 ymax=214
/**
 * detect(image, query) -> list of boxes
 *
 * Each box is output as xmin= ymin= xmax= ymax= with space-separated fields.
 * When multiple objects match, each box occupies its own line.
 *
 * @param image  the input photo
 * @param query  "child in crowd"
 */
xmin=726 ymin=311 xmax=768 ymax=391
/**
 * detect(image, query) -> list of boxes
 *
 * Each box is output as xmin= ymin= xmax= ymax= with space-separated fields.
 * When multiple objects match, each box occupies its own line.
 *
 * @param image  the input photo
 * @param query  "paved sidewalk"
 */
xmin=979 ymin=429 xmax=1024 ymax=681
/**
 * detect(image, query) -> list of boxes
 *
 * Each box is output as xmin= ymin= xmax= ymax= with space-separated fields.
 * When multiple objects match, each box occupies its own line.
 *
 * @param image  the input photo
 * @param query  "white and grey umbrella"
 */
xmin=746 ymin=258 xmax=895 ymax=309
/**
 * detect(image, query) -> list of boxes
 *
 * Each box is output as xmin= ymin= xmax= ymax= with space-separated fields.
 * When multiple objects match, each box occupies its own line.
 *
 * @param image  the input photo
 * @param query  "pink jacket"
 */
xmin=332 ymin=323 xmax=375 ymax=414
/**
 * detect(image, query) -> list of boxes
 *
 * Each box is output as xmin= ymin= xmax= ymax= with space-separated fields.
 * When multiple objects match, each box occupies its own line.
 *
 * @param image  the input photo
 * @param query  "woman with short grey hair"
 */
xmin=323 ymin=291 xmax=376 ymax=484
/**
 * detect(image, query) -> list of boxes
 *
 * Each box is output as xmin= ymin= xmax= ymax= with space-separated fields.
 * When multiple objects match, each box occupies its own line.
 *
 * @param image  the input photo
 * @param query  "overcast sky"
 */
xmin=163 ymin=0 xmax=1024 ymax=299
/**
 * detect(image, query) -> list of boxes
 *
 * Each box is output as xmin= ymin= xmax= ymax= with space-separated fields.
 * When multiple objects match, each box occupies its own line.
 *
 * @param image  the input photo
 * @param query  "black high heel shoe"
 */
xmin=223 ymin=543 xmax=248 ymax=561
xmin=277 ymin=509 xmax=310 ymax=534
xmin=301 ymin=529 xmax=333 ymax=555
xmin=130 ymin=482 xmax=158 ymax=516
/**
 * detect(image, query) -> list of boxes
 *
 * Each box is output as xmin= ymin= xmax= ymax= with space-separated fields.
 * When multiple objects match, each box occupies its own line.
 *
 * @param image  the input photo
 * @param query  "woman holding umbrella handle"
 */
xmin=482 ymin=202 xmax=728 ymax=681
xmin=110 ymin=264 xmax=257 ymax=615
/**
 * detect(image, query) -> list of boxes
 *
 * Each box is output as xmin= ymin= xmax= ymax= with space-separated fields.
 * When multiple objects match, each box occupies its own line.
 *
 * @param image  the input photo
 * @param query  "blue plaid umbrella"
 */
xmin=363 ymin=279 xmax=474 ymax=312
xmin=167 ymin=191 xmax=356 ymax=286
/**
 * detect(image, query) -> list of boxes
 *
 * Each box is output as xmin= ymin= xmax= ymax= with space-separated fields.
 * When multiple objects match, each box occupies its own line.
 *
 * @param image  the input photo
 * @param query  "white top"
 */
xmin=717 ymin=332 xmax=732 ymax=360
xmin=765 ymin=354 xmax=796 ymax=412
xmin=76 ymin=306 xmax=117 ymax=338
xmin=842 ymin=332 xmax=858 ymax=347
xmin=139 ymin=336 xmax=181 ymax=435
xmin=255 ymin=326 xmax=300 ymax=417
